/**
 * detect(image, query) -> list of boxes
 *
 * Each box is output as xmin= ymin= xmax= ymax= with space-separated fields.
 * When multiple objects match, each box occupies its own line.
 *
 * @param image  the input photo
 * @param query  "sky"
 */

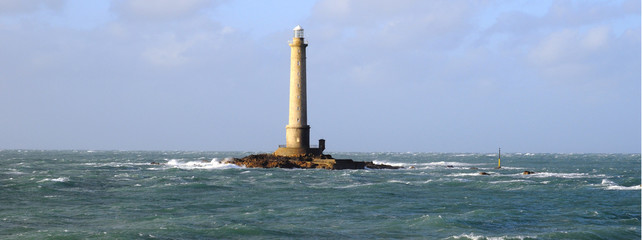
xmin=0 ymin=0 xmax=639 ymax=153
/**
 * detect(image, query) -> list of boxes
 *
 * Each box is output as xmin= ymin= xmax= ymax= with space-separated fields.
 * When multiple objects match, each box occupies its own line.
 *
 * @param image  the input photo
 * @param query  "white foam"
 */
xmin=454 ymin=154 xmax=476 ymax=157
xmin=449 ymin=233 xmax=534 ymax=240
xmin=165 ymin=158 xmax=241 ymax=170
xmin=334 ymin=182 xmax=375 ymax=189
xmin=446 ymin=172 xmax=492 ymax=177
xmin=113 ymin=173 xmax=130 ymax=178
xmin=388 ymin=179 xmax=411 ymax=185
xmin=601 ymin=179 xmax=641 ymax=191
xmin=6 ymin=168 xmax=24 ymax=175
xmin=406 ymin=161 xmax=485 ymax=170
xmin=428 ymin=161 xmax=481 ymax=167
xmin=493 ymin=166 xmax=524 ymax=170
xmin=82 ymin=162 xmax=149 ymax=167
xmin=372 ymin=160 xmax=405 ymax=167
xmin=610 ymin=185 xmax=642 ymax=190
xmin=38 ymin=177 xmax=69 ymax=183
xmin=525 ymin=172 xmax=607 ymax=179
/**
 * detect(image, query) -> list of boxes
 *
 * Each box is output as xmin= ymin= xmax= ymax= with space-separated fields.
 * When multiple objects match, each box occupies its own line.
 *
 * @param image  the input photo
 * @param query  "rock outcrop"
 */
xmin=228 ymin=154 xmax=401 ymax=170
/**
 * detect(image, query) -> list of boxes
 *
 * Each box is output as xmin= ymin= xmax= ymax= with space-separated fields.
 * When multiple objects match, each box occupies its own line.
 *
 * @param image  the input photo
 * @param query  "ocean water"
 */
xmin=1 ymin=150 xmax=639 ymax=239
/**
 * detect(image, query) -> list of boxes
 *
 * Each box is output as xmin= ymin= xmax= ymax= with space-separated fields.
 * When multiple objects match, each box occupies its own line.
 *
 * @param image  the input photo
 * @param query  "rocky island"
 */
xmin=227 ymin=154 xmax=400 ymax=170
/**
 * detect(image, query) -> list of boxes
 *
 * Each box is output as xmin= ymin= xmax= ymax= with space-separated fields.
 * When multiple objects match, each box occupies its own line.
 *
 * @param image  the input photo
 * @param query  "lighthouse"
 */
xmin=275 ymin=25 xmax=325 ymax=157
xmin=233 ymin=26 xmax=399 ymax=169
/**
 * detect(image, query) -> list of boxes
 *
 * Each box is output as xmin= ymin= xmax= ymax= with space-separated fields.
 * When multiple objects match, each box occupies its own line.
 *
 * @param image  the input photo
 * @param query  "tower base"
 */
xmin=274 ymin=139 xmax=326 ymax=157
xmin=274 ymin=147 xmax=324 ymax=157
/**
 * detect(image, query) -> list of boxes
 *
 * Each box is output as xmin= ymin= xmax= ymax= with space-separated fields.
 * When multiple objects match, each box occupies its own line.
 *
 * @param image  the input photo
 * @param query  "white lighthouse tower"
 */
xmin=275 ymin=25 xmax=324 ymax=157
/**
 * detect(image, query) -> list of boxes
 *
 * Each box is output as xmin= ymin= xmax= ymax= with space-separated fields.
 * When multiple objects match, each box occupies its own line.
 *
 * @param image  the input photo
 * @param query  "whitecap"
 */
xmin=448 ymin=233 xmax=535 ymax=240
xmin=165 ymin=158 xmax=242 ymax=170
xmin=493 ymin=166 xmax=524 ymax=170
xmin=406 ymin=161 xmax=485 ymax=170
xmin=113 ymin=173 xmax=130 ymax=178
xmin=6 ymin=168 xmax=24 ymax=175
xmin=600 ymin=179 xmax=641 ymax=191
xmin=454 ymin=154 xmax=475 ymax=157
xmin=427 ymin=161 xmax=481 ymax=167
xmin=334 ymin=182 xmax=375 ymax=189
xmin=37 ymin=177 xmax=69 ymax=183
xmin=372 ymin=160 xmax=405 ymax=167
xmin=51 ymin=177 xmax=69 ymax=182
xmin=387 ymin=179 xmax=411 ymax=185
xmin=446 ymin=173 xmax=493 ymax=177
xmin=525 ymin=172 xmax=606 ymax=179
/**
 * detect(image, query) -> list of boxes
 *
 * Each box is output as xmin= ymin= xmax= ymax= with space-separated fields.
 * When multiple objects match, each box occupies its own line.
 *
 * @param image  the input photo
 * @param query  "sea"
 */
xmin=0 ymin=150 xmax=639 ymax=239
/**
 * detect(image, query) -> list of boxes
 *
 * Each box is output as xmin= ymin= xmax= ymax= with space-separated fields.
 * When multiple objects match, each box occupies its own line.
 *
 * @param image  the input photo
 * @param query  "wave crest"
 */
xmin=164 ymin=158 xmax=242 ymax=170
xmin=601 ymin=179 xmax=641 ymax=191
xmin=37 ymin=177 xmax=69 ymax=183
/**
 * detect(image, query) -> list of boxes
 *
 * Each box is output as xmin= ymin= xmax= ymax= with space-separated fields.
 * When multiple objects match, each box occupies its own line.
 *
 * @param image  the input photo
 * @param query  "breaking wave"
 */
xmin=37 ymin=177 xmax=69 ymax=183
xmin=446 ymin=172 xmax=493 ymax=177
xmin=402 ymin=161 xmax=486 ymax=170
xmin=447 ymin=233 xmax=535 ymax=240
xmin=600 ymin=179 xmax=641 ymax=191
xmin=372 ymin=160 xmax=405 ymax=167
xmin=524 ymin=172 xmax=607 ymax=179
xmin=164 ymin=158 xmax=242 ymax=170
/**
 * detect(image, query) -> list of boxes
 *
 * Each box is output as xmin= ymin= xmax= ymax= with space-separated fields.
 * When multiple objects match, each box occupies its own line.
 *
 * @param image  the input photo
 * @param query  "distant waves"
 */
xmin=0 ymin=151 xmax=639 ymax=239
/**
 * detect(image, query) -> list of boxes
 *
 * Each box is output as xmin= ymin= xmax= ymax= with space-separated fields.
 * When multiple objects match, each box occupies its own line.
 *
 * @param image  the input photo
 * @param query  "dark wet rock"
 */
xmin=229 ymin=154 xmax=303 ymax=168
xmin=365 ymin=162 xmax=402 ymax=169
xmin=230 ymin=154 xmax=401 ymax=170
xmin=446 ymin=165 xmax=454 ymax=168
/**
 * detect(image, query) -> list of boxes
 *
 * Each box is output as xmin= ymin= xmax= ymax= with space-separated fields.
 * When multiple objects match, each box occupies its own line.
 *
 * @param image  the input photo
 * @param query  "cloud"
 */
xmin=311 ymin=0 xmax=482 ymax=42
xmin=526 ymin=25 xmax=625 ymax=84
xmin=111 ymin=0 xmax=223 ymax=21
xmin=307 ymin=0 xmax=488 ymax=87
xmin=0 ymin=0 xmax=638 ymax=152
xmin=545 ymin=0 xmax=640 ymax=27
xmin=140 ymin=32 xmax=198 ymax=67
xmin=500 ymin=1 xmax=638 ymax=91
xmin=0 ymin=0 xmax=64 ymax=15
xmin=303 ymin=0 xmax=640 ymax=152
xmin=0 ymin=0 xmax=289 ymax=150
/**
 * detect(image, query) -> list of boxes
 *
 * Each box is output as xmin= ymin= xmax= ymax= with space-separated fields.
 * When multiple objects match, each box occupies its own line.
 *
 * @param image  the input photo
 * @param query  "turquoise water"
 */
xmin=1 ymin=150 xmax=640 ymax=239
